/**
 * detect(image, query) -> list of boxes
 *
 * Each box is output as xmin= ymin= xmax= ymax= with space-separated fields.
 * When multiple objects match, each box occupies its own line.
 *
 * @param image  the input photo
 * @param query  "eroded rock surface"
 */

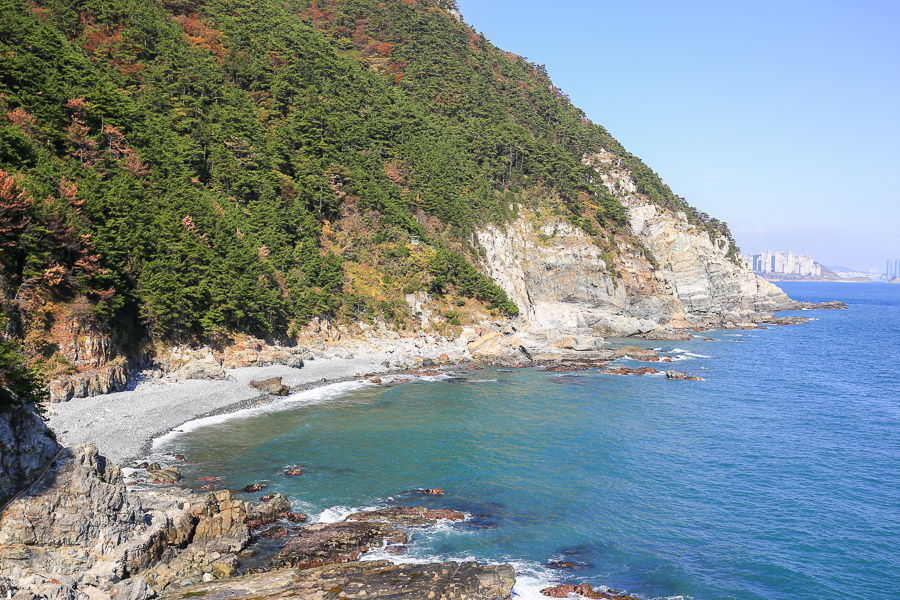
xmin=0 ymin=402 xmax=59 ymax=503
xmin=164 ymin=560 xmax=515 ymax=600
xmin=346 ymin=506 xmax=466 ymax=527
xmin=270 ymin=522 xmax=408 ymax=569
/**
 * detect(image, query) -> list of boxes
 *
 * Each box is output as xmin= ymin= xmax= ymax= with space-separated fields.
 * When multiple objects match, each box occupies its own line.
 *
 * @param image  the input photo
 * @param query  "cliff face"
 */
xmin=0 ymin=403 xmax=59 ymax=504
xmin=476 ymin=152 xmax=791 ymax=337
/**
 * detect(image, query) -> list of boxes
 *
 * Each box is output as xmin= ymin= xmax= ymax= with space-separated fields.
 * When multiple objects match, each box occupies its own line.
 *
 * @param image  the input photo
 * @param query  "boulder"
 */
xmin=249 ymin=377 xmax=290 ymax=396
xmin=270 ymin=522 xmax=408 ymax=569
xmin=242 ymin=482 xmax=266 ymax=493
xmin=284 ymin=465 xmax=304 ymax=476
xmin=245 ymin=493 xmax=292 ymax=529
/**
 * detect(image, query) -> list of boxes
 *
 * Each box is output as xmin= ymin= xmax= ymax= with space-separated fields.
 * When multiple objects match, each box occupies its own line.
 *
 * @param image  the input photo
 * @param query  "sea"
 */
xmin=157 ymin=282 xmax=900 ymax=600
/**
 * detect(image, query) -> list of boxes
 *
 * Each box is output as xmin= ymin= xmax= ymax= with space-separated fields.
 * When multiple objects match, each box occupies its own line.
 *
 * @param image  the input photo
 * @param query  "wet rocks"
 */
xmin=613 ymin=346 xmax=661 ymax=361
xmin=666 ymin=370 xmax=703 ymax=381
xmin=242 ymin=482 xmax=266 ymax=493
xmin=602 ymin=366 xmax=658 ymax=376
xmin=541 ymin=583 xmax=638 ymax=599
xmin=249 ymin=377 xmax=290 ymax=396
xmin=346 ymin=506 xmax=465 ymax=527
xmin=146 ymin=466 xmax=182 ymax=484
xmin=786 ymin=300 xmax=848 ymax=310
xmin=424 ymin=487 xmax=444 ymax=495
xmin=270 ymin=522 xmax=409 ymax=569
xmin=166 ymin=559 xmax=515 ymax=600
xmin=283 ymin=465 xmax=304 ymax=476
xmin=245 ymin=493 xmax=292 ymax=529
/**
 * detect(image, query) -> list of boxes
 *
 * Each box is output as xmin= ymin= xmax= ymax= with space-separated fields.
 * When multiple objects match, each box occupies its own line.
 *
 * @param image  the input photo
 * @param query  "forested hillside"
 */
xmin=0 ymin=0 xmax=736 ymax=389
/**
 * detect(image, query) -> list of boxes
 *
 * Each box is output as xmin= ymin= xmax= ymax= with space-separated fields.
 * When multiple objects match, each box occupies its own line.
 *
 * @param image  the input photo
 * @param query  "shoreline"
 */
xmin=46 ymin=353 xmax=422 ymax=466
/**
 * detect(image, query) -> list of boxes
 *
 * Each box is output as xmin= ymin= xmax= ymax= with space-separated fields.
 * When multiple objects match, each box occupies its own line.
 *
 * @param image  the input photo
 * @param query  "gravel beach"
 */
xmin=45 ymin=353 xmax=402 ymax=465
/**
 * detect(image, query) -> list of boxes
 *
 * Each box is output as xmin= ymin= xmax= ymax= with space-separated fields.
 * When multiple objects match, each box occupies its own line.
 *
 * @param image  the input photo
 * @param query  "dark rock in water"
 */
xmin=541 ymin=583 xmax=638 ymax=599
xmin=346 ymin=506 xmax=465 ymax=527
xmin=246 ymin=493 xmax=292 ymax=529
xmin=270 ymin=522 xmax=408 ymax=569
xmin=260 ymin=493 xmax=276 ymax=501
xmin=369 ymin=377 xmax=383 ymax=384
xmin=424 ymin=487 xmax=444 ymax=495
xmin=243 ymin=482 xmax=267 ymax=493
xmin=261 ymin=525 xmax=289 ymax=538
xmin=639 ymin=330 xmax=693 ymax=341
xmin=134 ymin=462 xmax=149 ymax=469
xmin=198 ymin=476 xmax=220 ymax=481
xmin=602 ymin=366 xmax=658 ymax=376
xmin=284 ymin=465 xmax=304 ymax=476
xmin=173 ymin=454 xmax=185 ymax=462
xmin=288 ymin=512 xmax=308 ymax=523
xmin=548 ymin=560 xmax=577 ymax=569
xmin=200 ymin=484 xmax=214 ymax=490
xmin=171 ymin=559 xmax=515 ymax=599
xmin=249 ymin=376 xmax=290 ymax=396
xmin=666 ymin=370 xmax=703 ymax=381
xmin=786 ymin=300 xmax=848 ymax=310
xmin=146 ymin=462 xmax=161 ymax=472
xmin=146 ymin=466 xmax=181 ymax=484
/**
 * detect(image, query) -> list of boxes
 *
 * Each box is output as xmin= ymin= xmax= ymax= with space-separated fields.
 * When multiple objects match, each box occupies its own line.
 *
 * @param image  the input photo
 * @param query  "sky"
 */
xmin=456 ymin=0 xmax=900 ymax=272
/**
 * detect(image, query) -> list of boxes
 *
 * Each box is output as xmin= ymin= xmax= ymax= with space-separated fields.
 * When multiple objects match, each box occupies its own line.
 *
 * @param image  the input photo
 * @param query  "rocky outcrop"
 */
xmin=0 ymin=445 xmax=294 ymax=598
xmin=270 ymin=522 xmax=409 ymax=570
xmin=165 ymin=559 xmax=516 ymax=600
xmin=0 ymin=402 xmax=59 ymax=503
xmin=48 ymin=364 xmax=128 ymax=403
xmin=476 ymin=152 xmax=793 ymax=338
xmin=219 ymin=337 xmax=306 ymax=369
xmin=346 ymin=506 xmax=466 ymax=527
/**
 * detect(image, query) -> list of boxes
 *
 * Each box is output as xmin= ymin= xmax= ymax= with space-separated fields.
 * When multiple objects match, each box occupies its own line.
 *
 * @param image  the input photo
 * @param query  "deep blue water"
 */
xmin=162 ymin=282 xmax=900 ymax=600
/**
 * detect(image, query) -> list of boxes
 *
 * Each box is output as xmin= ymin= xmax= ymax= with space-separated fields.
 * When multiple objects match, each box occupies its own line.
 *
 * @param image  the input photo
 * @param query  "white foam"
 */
xmin=314 ymin=504 xmax=383 ymax=524
xmin=152 ymin=380 xmax=372 ymax=452
xmin=509 ymin=560 xmax=560 ymax=599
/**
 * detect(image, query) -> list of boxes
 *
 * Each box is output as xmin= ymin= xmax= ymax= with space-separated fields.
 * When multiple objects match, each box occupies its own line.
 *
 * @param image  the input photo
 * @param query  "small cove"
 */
xmin=158 ymin=283 xmax=900 ymax=600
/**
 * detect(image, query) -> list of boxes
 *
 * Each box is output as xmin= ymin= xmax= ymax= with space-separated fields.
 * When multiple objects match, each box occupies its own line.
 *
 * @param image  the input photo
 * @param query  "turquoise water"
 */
xmin=162 ymin=282 xmax=900 ymax=600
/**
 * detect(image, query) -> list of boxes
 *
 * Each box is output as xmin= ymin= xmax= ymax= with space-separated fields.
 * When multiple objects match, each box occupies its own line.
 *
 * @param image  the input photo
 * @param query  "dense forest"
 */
xmin=0 ymin=0 xmax=736 ymax=401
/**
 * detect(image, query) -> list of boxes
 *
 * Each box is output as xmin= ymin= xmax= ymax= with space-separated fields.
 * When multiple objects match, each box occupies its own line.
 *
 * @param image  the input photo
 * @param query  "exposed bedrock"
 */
xmin=163 ymin=560 xmax=516 ymax=600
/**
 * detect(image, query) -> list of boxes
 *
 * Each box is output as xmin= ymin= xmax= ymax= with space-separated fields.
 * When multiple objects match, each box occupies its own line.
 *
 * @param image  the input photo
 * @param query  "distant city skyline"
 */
xmin=457 ymin=0 xmax=899 ymax=271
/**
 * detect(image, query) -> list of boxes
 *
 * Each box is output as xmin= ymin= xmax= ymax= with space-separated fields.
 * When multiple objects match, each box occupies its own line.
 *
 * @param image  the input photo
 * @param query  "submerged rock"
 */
xmin=166 ymin=559 xmax=515 ymax=599
xmin=270 ymin=522 xmax=408 ymax=569
xmin=346 ymin=506 xmax=465 ymax=527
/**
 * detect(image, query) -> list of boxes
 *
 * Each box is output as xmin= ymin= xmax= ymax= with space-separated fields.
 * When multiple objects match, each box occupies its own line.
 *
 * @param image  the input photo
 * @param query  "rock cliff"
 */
xmin=476 ymin=152 xmax=791 ymax=337
xmin=0 ymin=402 xmax=59 ymax=504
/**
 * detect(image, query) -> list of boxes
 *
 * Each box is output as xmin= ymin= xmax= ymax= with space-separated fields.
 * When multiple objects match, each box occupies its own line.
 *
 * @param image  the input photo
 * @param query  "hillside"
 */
xmin=0 ymin=0 xmax=783 ymax=401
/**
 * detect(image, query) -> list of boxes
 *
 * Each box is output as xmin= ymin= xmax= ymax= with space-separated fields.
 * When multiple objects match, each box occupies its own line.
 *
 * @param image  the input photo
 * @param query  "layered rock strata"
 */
xmin=165 ymin=560 xmax=516 ymax=600
xmin=476 ymin=151 xmax=792 ymax=338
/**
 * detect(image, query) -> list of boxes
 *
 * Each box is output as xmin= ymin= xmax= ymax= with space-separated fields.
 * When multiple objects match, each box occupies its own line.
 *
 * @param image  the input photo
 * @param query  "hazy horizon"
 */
xmin=457 ymin=0 xmax=899 ymax=272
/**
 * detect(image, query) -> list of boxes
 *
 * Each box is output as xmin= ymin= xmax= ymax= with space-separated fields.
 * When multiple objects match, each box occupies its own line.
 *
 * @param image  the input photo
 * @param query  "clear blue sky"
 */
xmin=457 ymin=0 xmax=900 ymax=272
